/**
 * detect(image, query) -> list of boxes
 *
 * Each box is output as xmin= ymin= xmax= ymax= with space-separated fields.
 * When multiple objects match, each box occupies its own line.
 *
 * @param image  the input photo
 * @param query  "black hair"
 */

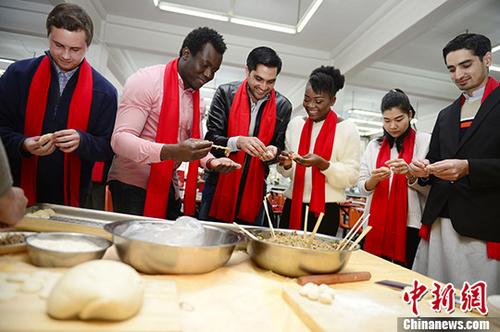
xmin=442 ymin=33 xmax=491 ymax=62
xmin=46 ymin=3 xmax=94 ymax=46
xmin=380 ymin=88 xmax=415 ymax=118
xmin=308 ymin=65 xmax=345 ymax=98
xmin=179 ymin=27 xmax=226 ymax=57
xmin=377 ymin=88 xmax=415 ymax=149
xmin=246 ymin=47 xmax=282 ymax=74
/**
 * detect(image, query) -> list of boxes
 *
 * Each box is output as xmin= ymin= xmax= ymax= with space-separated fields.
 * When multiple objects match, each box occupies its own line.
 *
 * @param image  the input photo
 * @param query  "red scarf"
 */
xmin=364 ymin=128 xmax=416 ymax=264
xmin=209 ymin=80 xmax=276 ymax=223
xmin=419 ymin=77 xmax=500 ymax=260
xmin=21 ymin=55 xmax=93 ymax=206
xmin=289 ymin=111 xmax=337 ymax=230
xmin=143 ymin=58 xmax=200 ymax=218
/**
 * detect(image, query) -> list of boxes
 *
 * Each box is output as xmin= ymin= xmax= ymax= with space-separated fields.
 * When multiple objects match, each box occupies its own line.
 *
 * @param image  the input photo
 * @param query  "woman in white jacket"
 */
xmin=278 ymin=66 xmax=361 ymax=236
xmin=358 ymin=89 xmax=430 ymax=268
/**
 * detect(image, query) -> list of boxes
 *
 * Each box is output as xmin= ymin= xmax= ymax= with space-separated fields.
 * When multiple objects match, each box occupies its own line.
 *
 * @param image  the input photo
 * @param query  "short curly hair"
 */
xmin=46 ymin=3 xmax=94 ymax=46
xmin=308 ymin=66 xmax=345 ymax=98
xmin=179 ymin=27 xmax=227 ymax=57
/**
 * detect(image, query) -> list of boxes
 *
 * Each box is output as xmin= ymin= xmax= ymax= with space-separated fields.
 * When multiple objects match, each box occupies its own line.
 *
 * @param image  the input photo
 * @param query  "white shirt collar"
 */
xmin=463 ymin=86 xmax=485 ymax=103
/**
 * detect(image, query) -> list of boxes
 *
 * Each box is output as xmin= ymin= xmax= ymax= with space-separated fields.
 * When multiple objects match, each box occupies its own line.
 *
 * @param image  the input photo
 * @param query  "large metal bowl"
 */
xmin=26 ymin=232 xmax=111 ymax=267
xmin=104 ymin=220 xmax=243 ymax=274
xmin=247 ymin=228 xmax=359 ymax=277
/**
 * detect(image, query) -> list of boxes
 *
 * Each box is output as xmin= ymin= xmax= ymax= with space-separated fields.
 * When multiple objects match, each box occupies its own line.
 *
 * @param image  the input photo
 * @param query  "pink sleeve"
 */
xmin=111 ymin=69 xmax=164 ymax=164
xmin=200 ymin=152 xmax=214 ymax=169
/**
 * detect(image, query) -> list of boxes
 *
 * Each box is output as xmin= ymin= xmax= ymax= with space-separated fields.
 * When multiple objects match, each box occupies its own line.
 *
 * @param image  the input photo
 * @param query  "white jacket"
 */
xmin=357 ymin=131 xmax=431 ymax=229
xmin=278 ymin=116 xmax=361 ymax=203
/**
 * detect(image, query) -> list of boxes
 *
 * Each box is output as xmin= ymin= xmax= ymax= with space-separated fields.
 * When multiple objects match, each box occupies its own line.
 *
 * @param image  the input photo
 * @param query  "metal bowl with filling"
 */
xmin=0 ymin=231 xmax=36 ymax=255
xmin=26 ymin=232 xmax=112 ymax=267
xmin=247 ymin=228 xmax=359 ymax=277
xmin=104 ymin=220 xmax=243 ymax=274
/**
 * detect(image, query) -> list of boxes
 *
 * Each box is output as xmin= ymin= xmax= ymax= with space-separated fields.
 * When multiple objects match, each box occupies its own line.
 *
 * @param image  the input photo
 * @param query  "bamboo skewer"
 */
xmin=263 ymin=198 xmax=275 ymax=238
xmin=348 ymin=226 xmax=373 ymax=250
xmin=308 ymin=212 xmax=324 ymax=242
xmin=303 ymin=205 xmax=309 ymax=239
xmin=212 ymin=144 xmax=231 ymax=157
xmin=232 ymin=222 xmax=258 ymax=241
xmin=338 ymin=212 xmax=367 ymax=249
xmin=337 ymin=213 xmax=370 ymax=251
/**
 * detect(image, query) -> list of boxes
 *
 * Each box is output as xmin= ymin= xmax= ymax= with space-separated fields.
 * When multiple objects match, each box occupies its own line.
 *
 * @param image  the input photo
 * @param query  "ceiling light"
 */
xmin=0 ymin=58 xmax=15 ymax=65
xmin=153 ymin=0 xmax=319 ymax=34
xmin=492 ymin=45 xmax=500 ymax=53
xmin=347 ymin=109 xmax=383 ymax=118
xmin=157 ymin=2 xmax=229 ymax=22
xmin=296 ymin=0 xmax=323 ymax=33
xmin=491 ymin=65 xmax=500 ymax=72
xmin=356 ymin=126 xmax=383 ymax=136
xmin=230 ymin=17 xmax=296 ymax=34
xmin=350 ymin=118 xmax=382 ymax=127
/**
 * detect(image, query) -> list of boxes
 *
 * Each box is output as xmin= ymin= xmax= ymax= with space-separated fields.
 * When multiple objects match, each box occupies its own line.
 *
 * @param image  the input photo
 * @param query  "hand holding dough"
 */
xmin=47 ymin=260 xmax=144 ymax=321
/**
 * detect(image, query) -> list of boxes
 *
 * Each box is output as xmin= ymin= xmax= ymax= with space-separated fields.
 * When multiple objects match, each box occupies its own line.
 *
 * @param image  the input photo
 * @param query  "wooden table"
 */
xmin=0 ymin=246 xmax=482 ymax=332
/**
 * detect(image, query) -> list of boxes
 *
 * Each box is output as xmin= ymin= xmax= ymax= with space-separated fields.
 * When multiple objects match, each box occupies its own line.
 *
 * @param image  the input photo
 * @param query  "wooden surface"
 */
xmin=0 ymin=244 xmax=483 ymax=332
xmin=0 ymin=255 xmax=181 ymax=332
xmin=283 ymin=253 xmax=481 ymax=332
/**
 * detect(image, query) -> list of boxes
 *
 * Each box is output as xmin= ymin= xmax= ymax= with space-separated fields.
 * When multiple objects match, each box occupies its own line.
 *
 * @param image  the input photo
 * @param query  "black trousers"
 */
xmin=405 ymin=227 xmax=420 ymax=269
xmin=108 ymin=180 xmax=181 ymax=220
xmin=280 ymin=198 xmax=340 ymax=237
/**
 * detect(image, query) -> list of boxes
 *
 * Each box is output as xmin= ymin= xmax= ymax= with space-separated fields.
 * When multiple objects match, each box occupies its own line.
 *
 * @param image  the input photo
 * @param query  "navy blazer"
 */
xmin=0 ymin=55 xmax=117 ymax=206
xmin=421 ymin=85 xmax=500 ymax=242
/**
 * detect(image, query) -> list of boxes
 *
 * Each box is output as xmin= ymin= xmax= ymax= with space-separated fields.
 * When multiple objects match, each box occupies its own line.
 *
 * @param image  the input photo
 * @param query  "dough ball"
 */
xmin=318 ymin=292 xmax=333 ymax=304
xmin=7 ymin=272 xmax=31 ymax=283
xmin=0 ymin=281 xmax=20 ymax=301
xmin=306 ymin=287 xmax=320 ymax=301
xmin=39 ymin=133 xmax=54 ymax=146
xmin=0 ymin=290 xmax=17 ymax=301
xmin=47 ymin=260 xmax=144 ymax=321
xmin=21 ymin=279 xmax=43 ymax=293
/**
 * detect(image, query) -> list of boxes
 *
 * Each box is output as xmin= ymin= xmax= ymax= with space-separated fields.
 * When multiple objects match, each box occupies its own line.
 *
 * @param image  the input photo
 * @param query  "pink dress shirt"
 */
xmin=108 ymin=64 xmax=209 ymax=193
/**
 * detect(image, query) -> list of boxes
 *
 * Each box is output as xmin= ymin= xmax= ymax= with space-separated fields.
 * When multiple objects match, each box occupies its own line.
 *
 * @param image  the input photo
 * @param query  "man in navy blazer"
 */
xmin=410 ymin=33 xmax=500 ymax=295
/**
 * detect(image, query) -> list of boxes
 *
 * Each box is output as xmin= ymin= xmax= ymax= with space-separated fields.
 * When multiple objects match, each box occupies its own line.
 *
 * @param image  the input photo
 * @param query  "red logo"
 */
xmin=403 ymin=280 xmax=429 ymax=316
xmin=402 ymin=279 xmax=489 ymax=316
xmin=460 ymin=281 xmax=488 ymax=315
xmin=430 ymin=282 xmax=456 ymax=314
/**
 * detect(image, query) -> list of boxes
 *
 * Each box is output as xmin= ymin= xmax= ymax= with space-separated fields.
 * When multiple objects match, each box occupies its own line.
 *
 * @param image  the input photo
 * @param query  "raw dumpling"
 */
xmin=47 ymin=260 xmax=144 ymax=321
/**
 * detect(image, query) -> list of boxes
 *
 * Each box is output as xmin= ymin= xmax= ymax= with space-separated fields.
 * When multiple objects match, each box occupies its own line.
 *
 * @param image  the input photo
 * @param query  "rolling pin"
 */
xmin=297 ymin=271 xmax=371 ymax=285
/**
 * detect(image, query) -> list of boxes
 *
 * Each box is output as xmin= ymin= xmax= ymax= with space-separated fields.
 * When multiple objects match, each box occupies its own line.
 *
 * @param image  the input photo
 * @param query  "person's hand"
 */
xmin=294 ymin=153 xmax=330 ymax=170
xmin=161 ymin=138 xmax=213 ymax=161
xmin=0 ymin=187 xmax=28 ymax=226
xmin=260 ymin=145 xmax=277 ymax=161
xmin=385 ymin=158 xmax=409 ymax=175
xmin=278 ymin=151 xmax=293 ymax=170
xmin=236 ymin=136 xmax=267 ymax=158
xmin=22 ymin=135 xmax=56 ymax=156
xmin=409 ymin=159 xmax=431 ymax=178
xmin=427 ymin=159 xmax=469 ymax=181
xmin=53 ymin=129 xmax=81 ymax=153
xmin=207 ymin=157 xmax=241 ymax=174
xmin=364 ymin=166 xmax=391 ymax=191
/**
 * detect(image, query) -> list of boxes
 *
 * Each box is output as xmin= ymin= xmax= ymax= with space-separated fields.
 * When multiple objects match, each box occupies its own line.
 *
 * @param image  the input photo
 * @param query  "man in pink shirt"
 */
xmin=108 ymin=27 xmax=239 ymax=219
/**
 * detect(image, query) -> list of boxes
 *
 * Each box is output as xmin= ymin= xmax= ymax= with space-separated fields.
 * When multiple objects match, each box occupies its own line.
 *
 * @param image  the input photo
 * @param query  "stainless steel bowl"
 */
xmin=104 ymin=220 xmax=243 ymax=274
xmin=26 ymin=232 xmax=112 ymax=267
xmin=247 ymin=228 xmax=359 ymax=277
